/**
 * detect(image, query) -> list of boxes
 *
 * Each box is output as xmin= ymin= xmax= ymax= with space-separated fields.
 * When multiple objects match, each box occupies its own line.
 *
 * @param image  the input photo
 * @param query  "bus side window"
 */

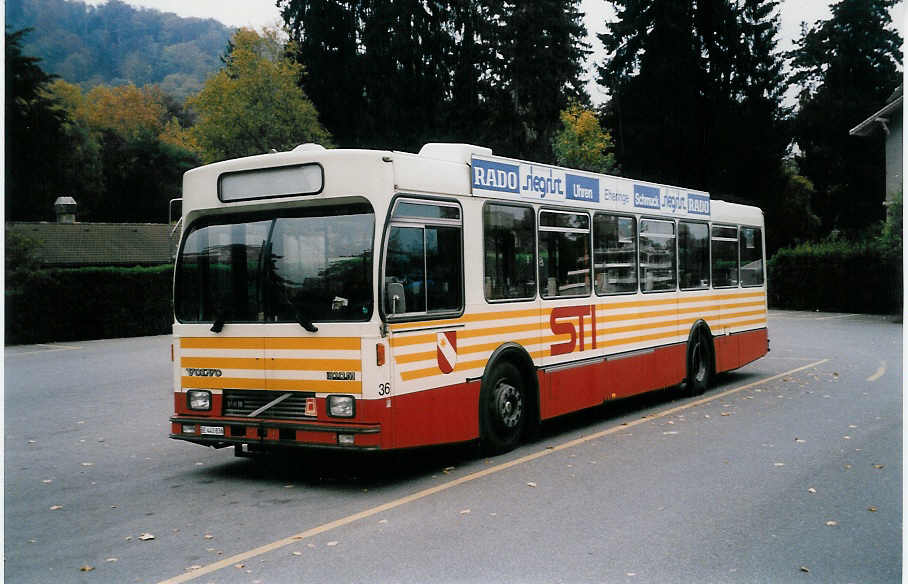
xmin=384 ymin=199 xmax=463 ymax=316
xmin=711 ymin=225 xmax=739 ymax=287
xmin=593 ymin=213 xmax=637 ymax=294
xmin=539 ymin=210 xmax=591 ymax=298
xmin=678 ymin=221 xmax=709 ymax=290
xmin=640 ymin=218 xmax=676 ymax=292
xmin=740 ymin=227 xmax=764 ymax=286
xmin=483 ymin=203 xmax=536 ymax=301
xmin=385 ymin=226 xmax=426 ymax=313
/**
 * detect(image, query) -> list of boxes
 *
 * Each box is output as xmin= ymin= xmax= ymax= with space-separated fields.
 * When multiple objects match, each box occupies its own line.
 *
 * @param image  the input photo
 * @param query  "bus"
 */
xmin=170 ymin=143 xmax=768 ymax=455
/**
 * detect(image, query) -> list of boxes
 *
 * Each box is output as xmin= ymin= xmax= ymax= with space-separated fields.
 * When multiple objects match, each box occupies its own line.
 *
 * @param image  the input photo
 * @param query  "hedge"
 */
xmin=768 ymin=241 xmax=901 ymax=314
xmin=5 ymin=264 xmax=174 ymax=345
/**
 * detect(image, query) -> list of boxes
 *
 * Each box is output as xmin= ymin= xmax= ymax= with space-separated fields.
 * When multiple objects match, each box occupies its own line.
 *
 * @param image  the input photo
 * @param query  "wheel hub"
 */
xmin=495 ymin=382 xmax=522 ymax=428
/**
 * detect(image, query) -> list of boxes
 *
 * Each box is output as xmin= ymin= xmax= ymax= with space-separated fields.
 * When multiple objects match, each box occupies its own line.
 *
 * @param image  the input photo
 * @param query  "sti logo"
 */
xmin=549 ymin=305 xmax=597 ymax=356
xmin=472 ymin=158 xmax=519 ymax=194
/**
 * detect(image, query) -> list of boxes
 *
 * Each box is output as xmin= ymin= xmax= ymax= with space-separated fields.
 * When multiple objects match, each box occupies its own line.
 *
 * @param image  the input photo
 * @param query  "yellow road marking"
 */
xmin=866 ymin=361 xmax=886 ymax=382
xmin=157 ymin=357 xmax=828 ymax=584
xmin=5 ymin=343 xmax=82 ymax=356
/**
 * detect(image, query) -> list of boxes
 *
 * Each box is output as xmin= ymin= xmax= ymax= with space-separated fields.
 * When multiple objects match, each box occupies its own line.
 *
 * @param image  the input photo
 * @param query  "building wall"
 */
xmin=885 ymin=111 xmax=903 ymax=204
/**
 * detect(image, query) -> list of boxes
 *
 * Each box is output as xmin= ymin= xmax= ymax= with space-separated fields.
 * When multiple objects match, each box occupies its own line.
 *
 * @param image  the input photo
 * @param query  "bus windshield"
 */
xmin=175 ymin=202 xmax=374 ymax=324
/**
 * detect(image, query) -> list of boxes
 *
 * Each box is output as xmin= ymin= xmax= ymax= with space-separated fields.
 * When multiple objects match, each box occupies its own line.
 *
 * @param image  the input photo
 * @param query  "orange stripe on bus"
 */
xmin=180 ymin=337 xmax=361 ymax=351
xmin=181 ymin=337 xmax=264 ymax=350
xmin=265 ymin=338 xmax=361 ymax=351
xmin=181 ymin=357 xmax=361 ymax=371
xmin=181 ymin=376 xmax=361 ymax=393
xmin=388 ymin=295 xmax=766 ymax=341
xmin=395 ymin=316 xmax=767 ymax=382
xmin=391 ymin=308 xmax=768 ymax=366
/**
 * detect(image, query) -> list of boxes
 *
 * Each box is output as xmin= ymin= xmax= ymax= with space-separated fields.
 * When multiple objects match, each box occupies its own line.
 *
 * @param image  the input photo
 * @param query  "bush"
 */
xmin=5 ymin=264 xmax=174 ymax=345
xmin=768 ymin=239 xmax=901 ymax=314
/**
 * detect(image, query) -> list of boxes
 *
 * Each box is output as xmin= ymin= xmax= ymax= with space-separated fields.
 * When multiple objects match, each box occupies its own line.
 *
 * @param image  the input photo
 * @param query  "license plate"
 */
xmin=200 ymin=425 xmax=225 ymax=436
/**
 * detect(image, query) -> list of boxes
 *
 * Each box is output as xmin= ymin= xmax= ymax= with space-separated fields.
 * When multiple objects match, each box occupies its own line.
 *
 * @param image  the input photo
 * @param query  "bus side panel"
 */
xmin=539 ymin=362 xmax=601 ymax=420
xmin=713 ymin=333 xmax=740 ymax=373
xmin=645 ymin=343 xmax=686 ymax=391
xmin=738 ymin=328 xmax=769 ymax=367
xmin=713 ymin=327 xmax=768 ymax=373
xmin=538 ymin=343 xmax=687 ymax=421
xmin=390 ymin=381 xmax=481 ymax=449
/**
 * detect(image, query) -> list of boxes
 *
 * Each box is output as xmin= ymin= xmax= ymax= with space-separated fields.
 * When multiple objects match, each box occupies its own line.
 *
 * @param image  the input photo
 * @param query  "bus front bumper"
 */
xmin=170 ymin=416 xmax=383 ymax=451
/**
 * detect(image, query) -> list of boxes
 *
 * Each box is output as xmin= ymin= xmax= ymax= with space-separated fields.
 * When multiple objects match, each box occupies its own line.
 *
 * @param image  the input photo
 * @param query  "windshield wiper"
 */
xmin=210 ymin=308 xmax=228 ymax=333
xmin=294 ymin=306 xmax=318 ymax=333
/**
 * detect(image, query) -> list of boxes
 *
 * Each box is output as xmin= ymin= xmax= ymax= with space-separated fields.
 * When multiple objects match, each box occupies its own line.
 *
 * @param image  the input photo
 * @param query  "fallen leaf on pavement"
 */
xmin=80 ymin=565 xmax=94 ymax=572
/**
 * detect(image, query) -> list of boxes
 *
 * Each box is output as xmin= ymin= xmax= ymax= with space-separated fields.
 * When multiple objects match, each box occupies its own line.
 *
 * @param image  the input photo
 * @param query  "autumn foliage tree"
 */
xmin=551 ymin=102 xmax=618 ymax=174
xmin=187 ymin=28 xmax=332 ymax=163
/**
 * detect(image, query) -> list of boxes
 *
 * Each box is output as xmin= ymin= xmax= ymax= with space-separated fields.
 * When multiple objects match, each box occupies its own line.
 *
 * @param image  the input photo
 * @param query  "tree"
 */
xmin=597 ymin=0 xmax=790 ymax=213
xmin=188 ymin=28 xmax=332 ymax=163
xmin=788 ymin=0 xmax=902 ymax=234
xmin=280 ymin=0 xmax=590 ymax=161
xmin=551 ymin=102 xmax=618 ymax=174
xmin=5 ymin=28 xmax=71 ymax=221
xmin=493 ymin=0 xmax=591 ymax=162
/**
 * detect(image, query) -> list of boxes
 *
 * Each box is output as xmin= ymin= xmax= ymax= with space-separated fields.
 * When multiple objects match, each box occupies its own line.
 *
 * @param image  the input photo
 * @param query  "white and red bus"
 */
xmin=170 ymin=143 xmax=767 ymax=454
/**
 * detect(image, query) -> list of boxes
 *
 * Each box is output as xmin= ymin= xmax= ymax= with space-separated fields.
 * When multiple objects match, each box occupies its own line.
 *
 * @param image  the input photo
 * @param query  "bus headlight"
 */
xmin=327 ymin=395 xmax=355 ymax=418
xmin=187 ymin=390 xmax=212 ymax=411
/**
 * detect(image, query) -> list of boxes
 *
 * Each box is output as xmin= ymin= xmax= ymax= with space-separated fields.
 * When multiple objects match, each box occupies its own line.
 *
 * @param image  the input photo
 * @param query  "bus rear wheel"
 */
xmin=479 ymin=361 xmax=527 ymax=454
xmin=686 ymin=330 xmax=713 ymax=396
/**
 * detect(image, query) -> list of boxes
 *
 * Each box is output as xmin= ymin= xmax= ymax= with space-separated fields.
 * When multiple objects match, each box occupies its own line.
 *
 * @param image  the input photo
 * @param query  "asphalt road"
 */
xmin=4 ymin=310 xmax=901 ymax=583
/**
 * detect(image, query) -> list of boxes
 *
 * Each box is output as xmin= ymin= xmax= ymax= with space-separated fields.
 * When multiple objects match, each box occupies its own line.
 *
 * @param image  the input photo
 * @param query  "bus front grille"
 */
xmin=222 ymin=390 xmax=317 ymax=420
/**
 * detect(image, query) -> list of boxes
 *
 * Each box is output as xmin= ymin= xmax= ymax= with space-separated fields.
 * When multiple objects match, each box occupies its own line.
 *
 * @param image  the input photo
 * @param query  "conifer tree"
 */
xmin=788 ymin=0 xmax=902 ymax=233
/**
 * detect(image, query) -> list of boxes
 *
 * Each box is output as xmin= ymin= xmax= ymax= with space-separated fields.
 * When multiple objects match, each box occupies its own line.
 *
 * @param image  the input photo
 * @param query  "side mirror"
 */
xmin=385 ymin=282 xmax=406 ymax=314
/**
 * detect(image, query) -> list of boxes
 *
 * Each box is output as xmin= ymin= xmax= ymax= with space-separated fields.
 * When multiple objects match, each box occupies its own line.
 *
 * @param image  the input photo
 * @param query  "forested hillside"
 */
xmin=6 ymin=0 xmax=232 ymax=99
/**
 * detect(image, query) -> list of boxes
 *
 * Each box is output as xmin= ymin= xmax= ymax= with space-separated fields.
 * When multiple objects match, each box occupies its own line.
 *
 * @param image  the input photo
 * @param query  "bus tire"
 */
xmin=479 ymin=360 xmax=527 ymax=454
xmin=686 ymin=328 xmax=713 ymax=396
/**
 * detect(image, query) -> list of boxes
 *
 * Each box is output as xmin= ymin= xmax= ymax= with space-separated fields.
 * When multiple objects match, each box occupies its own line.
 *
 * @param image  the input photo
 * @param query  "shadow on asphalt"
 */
xmin=194 ymin=371 xmax=756 ymax=489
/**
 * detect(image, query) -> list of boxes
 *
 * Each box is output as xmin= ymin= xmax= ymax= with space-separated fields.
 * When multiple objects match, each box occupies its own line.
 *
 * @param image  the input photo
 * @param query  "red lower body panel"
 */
xmin=171 ymin=328 xmax=768 ymax=451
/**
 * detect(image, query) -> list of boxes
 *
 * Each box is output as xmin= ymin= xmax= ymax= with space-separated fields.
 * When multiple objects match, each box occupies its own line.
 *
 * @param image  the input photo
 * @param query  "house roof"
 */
xmin=850 ymin=85 xmax=904 ymax=137
xmin=6 ymin=222 xmax=174 ymax=266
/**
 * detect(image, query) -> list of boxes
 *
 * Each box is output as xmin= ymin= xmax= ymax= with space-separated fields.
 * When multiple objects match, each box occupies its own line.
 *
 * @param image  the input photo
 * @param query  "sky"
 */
xmin=81 ymin=0 xmax=904 ymax=104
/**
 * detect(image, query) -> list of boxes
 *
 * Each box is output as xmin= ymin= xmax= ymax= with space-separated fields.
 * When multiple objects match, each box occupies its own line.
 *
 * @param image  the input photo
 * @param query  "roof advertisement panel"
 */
xmin=471 ymin=155 xmax=710 ymax=218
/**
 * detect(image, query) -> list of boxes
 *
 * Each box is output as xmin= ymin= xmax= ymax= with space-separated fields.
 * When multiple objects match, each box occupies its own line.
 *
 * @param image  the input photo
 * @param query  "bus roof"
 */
xmin=181 ymin=143 xmax=761 ymax=226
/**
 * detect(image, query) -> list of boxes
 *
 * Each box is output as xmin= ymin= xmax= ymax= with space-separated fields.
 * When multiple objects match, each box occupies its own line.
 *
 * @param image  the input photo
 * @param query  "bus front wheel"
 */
xmin=479 ymin=361 xmax=527 ymax=454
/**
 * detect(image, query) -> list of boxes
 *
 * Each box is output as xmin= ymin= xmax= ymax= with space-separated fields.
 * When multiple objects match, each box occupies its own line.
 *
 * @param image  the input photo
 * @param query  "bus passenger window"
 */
xmin=539 ymin=211 xmax=591 ymax=298
xmin=640 ymin=219 xmax=676 ymax=292
xmin=593 ymin=214 xmax=637 ymax=294
xmin=483 ymin=204 xmax=536 ymax=300
xmin=384 ymin=199 xmax=463 ymax=316
xmin=711 ymin=225 xmax=739 ymax=287
xmin=740 ymin=227 xmax=764 ymax=286
xmin=679 ymin=221 xmax=709 ymax=290
xmin=385 ymin=226 xmax=425 ymax=314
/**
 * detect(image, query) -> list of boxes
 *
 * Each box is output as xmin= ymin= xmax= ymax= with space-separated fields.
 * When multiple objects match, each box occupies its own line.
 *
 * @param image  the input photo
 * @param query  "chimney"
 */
xmin=54 ymin=196 xmax=77 ymax=224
